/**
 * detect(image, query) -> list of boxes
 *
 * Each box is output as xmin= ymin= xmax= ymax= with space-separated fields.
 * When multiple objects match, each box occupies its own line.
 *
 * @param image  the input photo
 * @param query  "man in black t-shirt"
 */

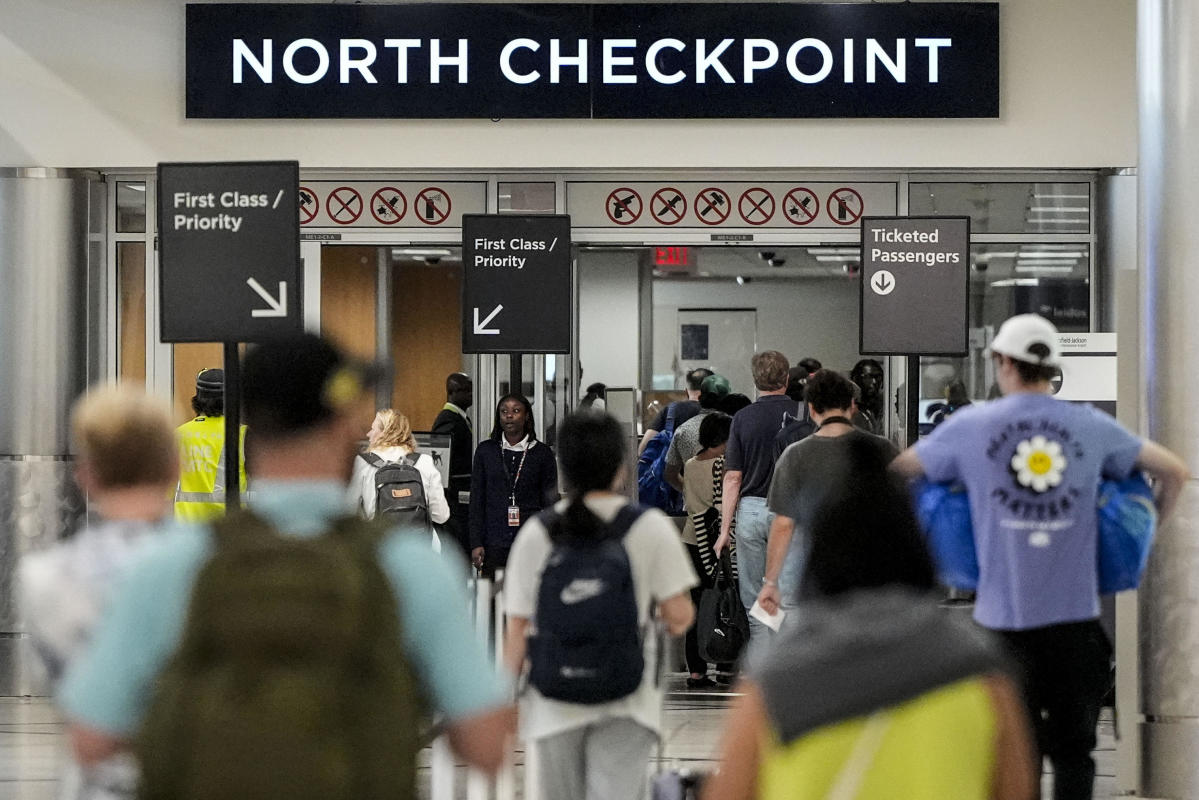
xmin=758 ymin=370 xmax=897 ymax=617
xmin=636 ymin=367 xmax=713 ymax=456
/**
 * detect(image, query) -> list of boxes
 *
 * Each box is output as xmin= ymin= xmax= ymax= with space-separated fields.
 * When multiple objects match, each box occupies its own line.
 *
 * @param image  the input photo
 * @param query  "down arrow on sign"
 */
xmin=473 ymin=304 xmax=503 ymax=335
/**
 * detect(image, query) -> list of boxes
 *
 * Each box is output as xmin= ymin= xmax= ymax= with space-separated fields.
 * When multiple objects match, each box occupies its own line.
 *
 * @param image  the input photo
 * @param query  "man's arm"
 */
xmin=665 ymin=461 xmax=684 ymax=493
xmin=636 ymin=428 xmax=660 ymax=457
xmin=1137 ymin=439 xmax=1190 ymax=520
xmin=890 ymin=446 xmax=927 ymax=480
xmin=70 ymin=725 xmax=129 ymax=766
xmin=714 ymin=470 xmax=742 ymax=557
xmin=756 ymin=514 xmax=796 ymax=615
xmin=446 ymin=706 xmax=517 ymax=776
xmin=658 ymin=591 xmax=696 ymax=636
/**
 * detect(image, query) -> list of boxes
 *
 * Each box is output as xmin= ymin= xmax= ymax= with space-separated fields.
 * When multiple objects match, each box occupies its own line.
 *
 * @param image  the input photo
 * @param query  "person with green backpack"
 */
xmin=59 ymin=334 xmax=514 ymax=800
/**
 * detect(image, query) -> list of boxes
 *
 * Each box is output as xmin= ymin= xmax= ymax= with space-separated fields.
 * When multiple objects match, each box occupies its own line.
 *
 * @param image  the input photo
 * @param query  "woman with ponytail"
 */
xmin=503 ymin=412 xmax=698 ymax=800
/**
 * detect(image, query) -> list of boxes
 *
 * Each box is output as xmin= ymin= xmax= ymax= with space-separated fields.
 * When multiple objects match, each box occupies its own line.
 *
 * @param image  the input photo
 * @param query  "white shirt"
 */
xmin=501 ymin=435 xmax=536 ymax=453
xmin=504 ymin=494 xmax=698 ymax=740
xmin=348 ymin=445 xmax=452 ymax=523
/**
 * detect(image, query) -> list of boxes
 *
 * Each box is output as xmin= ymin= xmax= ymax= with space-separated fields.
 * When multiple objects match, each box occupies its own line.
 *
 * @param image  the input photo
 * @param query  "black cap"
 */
xmin=196 ymin=368 xmax=224 ymax=397
xmin=242 ymin=335 xmax=382 ymax=437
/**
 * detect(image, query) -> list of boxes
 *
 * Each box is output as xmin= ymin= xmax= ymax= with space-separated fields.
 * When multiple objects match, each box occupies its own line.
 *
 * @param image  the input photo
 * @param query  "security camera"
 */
xmin=972 ymin=261 xmax=988 ymax=273
xmin=758 ymin=251 xmax=776 ymax=261
xmin=768 ymin=257 xmax=787 ymax=268
xmin=736 ymin=275 xmax=753 ymax=285
xmin=423 ymin=256 xmax=441 ymax=265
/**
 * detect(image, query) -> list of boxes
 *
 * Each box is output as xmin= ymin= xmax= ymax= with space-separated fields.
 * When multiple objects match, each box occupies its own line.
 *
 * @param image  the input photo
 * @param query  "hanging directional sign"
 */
xmin=462 ymin=214 xmax=572 ymax=354
xmin=158 ymin=161 xmax=301 ymax=342
xmin=860 ymin=216 xmax=970 ymax=356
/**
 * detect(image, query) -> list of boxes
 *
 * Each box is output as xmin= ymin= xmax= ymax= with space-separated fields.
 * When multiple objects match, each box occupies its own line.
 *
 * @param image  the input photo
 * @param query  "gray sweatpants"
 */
xmin=534 ymin=717 xmax=658 ymax=800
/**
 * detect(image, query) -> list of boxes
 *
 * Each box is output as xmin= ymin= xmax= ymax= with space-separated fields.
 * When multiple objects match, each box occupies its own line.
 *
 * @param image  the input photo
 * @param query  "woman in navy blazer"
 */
xmin=469 ymin=394 xmax=558 ymax=575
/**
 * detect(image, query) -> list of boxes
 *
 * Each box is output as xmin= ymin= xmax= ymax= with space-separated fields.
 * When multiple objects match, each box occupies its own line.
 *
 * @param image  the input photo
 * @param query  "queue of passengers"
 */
xmin=17 ymin=314 xmax=1190 ymax=800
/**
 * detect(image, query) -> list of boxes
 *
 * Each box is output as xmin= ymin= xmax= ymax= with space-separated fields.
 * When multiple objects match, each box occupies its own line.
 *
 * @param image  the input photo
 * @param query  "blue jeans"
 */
xmin=735 ymin=497 xmax=804 ymax=660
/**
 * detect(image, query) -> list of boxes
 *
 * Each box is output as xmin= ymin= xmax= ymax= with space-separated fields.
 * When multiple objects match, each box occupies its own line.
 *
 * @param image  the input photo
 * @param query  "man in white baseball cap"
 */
xmin=892 ymin=313 xmax=1188 ymax=800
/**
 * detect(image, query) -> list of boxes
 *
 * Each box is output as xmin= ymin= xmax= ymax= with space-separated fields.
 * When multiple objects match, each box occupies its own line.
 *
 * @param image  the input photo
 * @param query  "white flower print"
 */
xmin=1010 ymin=435 xmax=1067 ymax=493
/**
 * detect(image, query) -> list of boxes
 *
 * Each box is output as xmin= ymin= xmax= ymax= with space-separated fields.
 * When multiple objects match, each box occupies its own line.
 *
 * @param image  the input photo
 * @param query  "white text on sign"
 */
xmin=870 ymin=225 xmax=961 ymax=266
xmin=472 ymin=236 xmax=559 ymax=269
xmin=172 ymin=189 xmax=286 ymax=233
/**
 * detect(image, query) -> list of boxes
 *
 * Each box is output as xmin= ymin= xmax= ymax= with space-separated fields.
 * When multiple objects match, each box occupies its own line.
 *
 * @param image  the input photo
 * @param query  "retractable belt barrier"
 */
xmin=429 ymin=573 xmax=521 ymax=800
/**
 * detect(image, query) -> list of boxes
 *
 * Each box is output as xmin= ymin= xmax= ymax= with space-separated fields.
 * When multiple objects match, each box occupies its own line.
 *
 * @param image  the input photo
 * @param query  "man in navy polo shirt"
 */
xmin=893 ymin=314 xmax=1188 ymax=800
xmin=714 ymin=350 xmax=798 ymax=649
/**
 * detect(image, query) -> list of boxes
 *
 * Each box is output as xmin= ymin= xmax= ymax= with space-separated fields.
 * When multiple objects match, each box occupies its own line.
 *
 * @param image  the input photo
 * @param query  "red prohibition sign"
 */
xmin=415 ymin=187 xmax=452 ymax=225
xmin=738 ymin=187 xmax=776 ymax=226
xmin=605 ymin=187 xmax=643 ymax=225
xmin=327 ymin=186 xmax=364 ymax=225
xmin=298 ymin=186 xmax=319 ymax=225
xmin=694 ymin=187 xmax=732 ymax=225
xmin=651 ymin=187 xmax=687 ymax=225
xmin=370 ymin=187 xmax=407 ymax=225
xmin=828 ymin=187 xmax=865 ymax=225
xmin=783 ymin=187 xmax=820 ymax=226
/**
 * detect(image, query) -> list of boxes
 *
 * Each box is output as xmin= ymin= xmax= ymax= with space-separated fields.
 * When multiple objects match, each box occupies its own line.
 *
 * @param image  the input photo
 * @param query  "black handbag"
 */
xmin=696 ymin=552 xmax=749 ymax=664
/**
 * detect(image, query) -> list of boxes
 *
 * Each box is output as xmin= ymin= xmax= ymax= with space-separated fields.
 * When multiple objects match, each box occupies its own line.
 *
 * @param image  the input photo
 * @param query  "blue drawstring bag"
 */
xmin=1096 ymin=472 xmax=1158 ymax=594
xmin=914 ymin=473 xmax=1158 ymax=595
xmin=912 ymin=480 xmax=979 ymax=590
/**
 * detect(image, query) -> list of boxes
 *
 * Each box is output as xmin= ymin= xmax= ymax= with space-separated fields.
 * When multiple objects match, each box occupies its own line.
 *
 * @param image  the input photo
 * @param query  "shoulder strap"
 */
xmin=402 ymin=452 xmax=421 ymax=469
xmin=606 ymin=504 xmax=647 ymax=540
xmin=363 ymin=451 xmax=386 ymax=468
xmin=664 ymin=403 xmax=678 ymax=434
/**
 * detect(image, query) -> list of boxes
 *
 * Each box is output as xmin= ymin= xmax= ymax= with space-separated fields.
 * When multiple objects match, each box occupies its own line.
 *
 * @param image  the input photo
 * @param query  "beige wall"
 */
xmin=0 ymin=0 xmax=1136 ymax=170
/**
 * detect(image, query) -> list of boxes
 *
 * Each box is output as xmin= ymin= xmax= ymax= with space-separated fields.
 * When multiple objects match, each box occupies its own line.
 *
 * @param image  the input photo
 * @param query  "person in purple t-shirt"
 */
xmin=893 ymin=314 xmax=1188 ymax=800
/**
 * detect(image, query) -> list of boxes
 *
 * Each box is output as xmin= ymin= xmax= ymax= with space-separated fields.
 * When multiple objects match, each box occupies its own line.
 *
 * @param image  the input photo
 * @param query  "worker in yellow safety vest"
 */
xmin=175 ymin=368 xmax=248 ymax=521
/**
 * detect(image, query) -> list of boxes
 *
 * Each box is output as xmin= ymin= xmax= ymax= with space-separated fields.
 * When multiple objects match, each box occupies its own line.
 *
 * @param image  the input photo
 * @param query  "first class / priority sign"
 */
xmin=859 ymin=216 xmax=970 ymax=356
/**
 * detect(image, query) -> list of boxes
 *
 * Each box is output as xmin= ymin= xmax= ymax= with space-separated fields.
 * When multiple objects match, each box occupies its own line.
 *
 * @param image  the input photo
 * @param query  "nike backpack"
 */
xmin=364 ymin=452 xmax=431 ymax=531
xmin=137 ymin=512 xmax=424 ymax=800
xmin=528 ymin=504 xmax=647 ymax=704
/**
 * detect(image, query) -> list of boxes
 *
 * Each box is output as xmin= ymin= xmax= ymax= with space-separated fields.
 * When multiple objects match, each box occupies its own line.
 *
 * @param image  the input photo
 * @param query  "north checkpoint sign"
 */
xmin=462 ymin=214 xmax=571 ymax=354
xmin=159 ymin=161 xmax=301 ymax=342
xmin=860 ymin=216 xmax=970 ymax=356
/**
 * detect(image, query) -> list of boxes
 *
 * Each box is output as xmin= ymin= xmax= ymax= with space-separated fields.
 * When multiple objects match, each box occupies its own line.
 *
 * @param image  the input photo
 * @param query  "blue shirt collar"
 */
xmin=247 ymin=480 xmax=352 ymax=536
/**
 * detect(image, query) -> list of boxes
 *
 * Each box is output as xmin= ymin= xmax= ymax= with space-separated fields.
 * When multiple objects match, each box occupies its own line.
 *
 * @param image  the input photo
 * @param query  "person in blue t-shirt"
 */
xmin=892 ymin=314 xmax=1188 ymax=800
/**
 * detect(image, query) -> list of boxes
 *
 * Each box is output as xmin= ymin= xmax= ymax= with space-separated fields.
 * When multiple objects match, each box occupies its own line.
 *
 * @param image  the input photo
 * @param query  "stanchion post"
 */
xmin=223 ymin=341 xmax=242 ymax=510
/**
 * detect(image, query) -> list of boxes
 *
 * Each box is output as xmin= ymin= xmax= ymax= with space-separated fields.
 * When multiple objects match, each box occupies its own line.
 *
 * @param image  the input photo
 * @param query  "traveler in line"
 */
xmin=348 ymin=408 xmax=450 ymax=533
xmin=892 ymin=314 xmax=1189 ymax=800
xmin=681 ymin=411 xmax=738 ymax=687
xmin=61 ymin=335 xmax=514 ymax=797
xmin=637 ymin=367 xmax=714 ymax=456
xmin=470 ymin=393 xmax=558 ymax=575
xmin=757 ymin=370 xmax=898 ymax=619
xmin=174 ymin=368 xmax=246 ymax=521
xmin=849 ymin=358 xmax=886 ymax=435
xmin=579 ymin=382 xmax=607 ymax=412
xmin=22 ymin=385 xmax=178 ymax=800
xmin=714 ymin=351 xmax=798 ymax=649
xmin=504 ymin=412 xmax=697 ymax=800
xmin=773 ymin=360 xmax=824 ymax=459
xmin=664 ymin=373 xmax=732 ymax=493
xmin=432 ymin=372 xmax=475 ymax=556
xmin=705 ymin=448 xmax=1036 ymax=800
xmin=718 ymin=392 xmax=753 ymax=416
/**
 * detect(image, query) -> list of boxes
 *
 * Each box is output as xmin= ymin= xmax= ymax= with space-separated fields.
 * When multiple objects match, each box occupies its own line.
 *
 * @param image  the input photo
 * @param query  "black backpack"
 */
xmin=528 ymin=504 xmax=647 ymax=704
xmin=363 ymin=452 xmax=430 ymax=531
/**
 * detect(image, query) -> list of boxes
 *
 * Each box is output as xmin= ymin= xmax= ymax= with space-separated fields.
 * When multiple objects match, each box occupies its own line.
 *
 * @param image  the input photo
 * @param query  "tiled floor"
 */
xmin=0 ymin=682 xmax=1119 ymax=799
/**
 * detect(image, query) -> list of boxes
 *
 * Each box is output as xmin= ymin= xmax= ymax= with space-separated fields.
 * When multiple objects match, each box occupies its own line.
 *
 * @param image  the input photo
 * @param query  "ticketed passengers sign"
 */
xmin=860 ymin=216 xmax=969 ymax=356
xmin=186 ymin=3 xmax=1000 ymax=119
xmin=462 ymin=215 xmax=571 ymax=354
xmin=159 ymin=161 xmax=301 ymax=342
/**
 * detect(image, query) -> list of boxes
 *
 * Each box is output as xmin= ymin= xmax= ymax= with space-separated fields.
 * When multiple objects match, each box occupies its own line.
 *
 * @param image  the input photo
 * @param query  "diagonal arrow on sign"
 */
xmin=473 ymin=304 xmax=503 ymax=335
xmin=247 ymin=277 xmax=288 ymax=317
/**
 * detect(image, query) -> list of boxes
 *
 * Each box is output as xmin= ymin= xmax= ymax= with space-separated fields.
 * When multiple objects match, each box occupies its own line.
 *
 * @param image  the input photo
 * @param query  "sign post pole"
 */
xmin=223 ymin=341 xmax=242 ymax=511
xmin=906 ymin=358 xmax=921 ymax=447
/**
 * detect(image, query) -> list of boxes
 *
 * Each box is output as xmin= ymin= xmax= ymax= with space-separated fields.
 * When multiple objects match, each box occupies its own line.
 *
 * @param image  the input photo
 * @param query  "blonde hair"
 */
xmin=372 ymin=409 xmax=417 ymax=451
xmin=71 ymin=384 xmax=177 ymax=489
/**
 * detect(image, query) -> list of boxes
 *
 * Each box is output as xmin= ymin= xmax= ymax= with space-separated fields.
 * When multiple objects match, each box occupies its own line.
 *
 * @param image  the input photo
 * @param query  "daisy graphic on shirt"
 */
xmin=1010 ymin=435 xmax=1068 ymax=493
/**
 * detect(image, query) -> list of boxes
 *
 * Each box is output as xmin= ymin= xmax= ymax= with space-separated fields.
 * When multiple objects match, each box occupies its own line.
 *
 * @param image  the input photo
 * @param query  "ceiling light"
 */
xmin=1014 ymin=264 xmax=1077 ymax=273
xmin=391 ymin=248 xmax=453 ymax=258
xmin=1026 ymin=219 xmax=1088 ymax=225
xmin=816 ymin=255 xmax=860 ymax=262
xmin=991 ymin=278 xmax=1041 ymax=287
xmin=1028 ymin=206 xmax=1088 ymax=213
xmin=1031 ymin=193 xmax=1089 ymax=200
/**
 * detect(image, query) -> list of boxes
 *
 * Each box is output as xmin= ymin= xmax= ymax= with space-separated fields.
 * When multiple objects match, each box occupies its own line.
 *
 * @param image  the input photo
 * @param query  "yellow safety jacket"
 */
xmin=175 ymin=416 xmax=248 ymax=522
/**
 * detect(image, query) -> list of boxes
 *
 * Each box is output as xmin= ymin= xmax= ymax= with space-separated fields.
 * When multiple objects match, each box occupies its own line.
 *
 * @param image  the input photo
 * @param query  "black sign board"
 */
xmin=186 ymin=3 xmax=999 ymax=119
xmin=158 ymin=161 xmax=301 ymax=342
xmin=462 ymin=215 xmax=571 ymax=354
xmin=860 ymin=216 xmax=970 ymax=356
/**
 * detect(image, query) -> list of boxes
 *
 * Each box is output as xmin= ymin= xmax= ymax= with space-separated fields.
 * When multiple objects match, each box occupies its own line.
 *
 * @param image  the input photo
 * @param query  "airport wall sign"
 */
xmin=159 ymin=161 xmax=302 ymax=342
xmin=186 ymin=3 xmax=1000 ymax=119
xmin=461 ymin=214 xmax=572 ymax=354
xmin=859 ymin=216 xmax=970 ymax=357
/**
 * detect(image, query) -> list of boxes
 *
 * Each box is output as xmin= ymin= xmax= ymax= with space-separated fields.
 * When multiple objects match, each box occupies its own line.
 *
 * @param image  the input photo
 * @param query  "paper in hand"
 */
xmin=750 ymin=601 xmax=785 ymax=632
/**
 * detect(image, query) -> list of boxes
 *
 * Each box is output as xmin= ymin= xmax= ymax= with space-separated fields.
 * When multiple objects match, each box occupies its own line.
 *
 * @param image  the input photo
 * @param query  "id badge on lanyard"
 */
xmin=508 ymin=503 xmax=521 ymax=527
xmin=506 ymin=446 xmax=529 ymax=528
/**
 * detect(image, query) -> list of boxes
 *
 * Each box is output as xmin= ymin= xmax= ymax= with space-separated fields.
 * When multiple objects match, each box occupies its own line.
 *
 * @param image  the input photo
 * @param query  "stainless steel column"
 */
xmin=0 ymin=169 xmax=102 ymax=695
xmin=1138 ymin=3 xmax=1199 ymax=795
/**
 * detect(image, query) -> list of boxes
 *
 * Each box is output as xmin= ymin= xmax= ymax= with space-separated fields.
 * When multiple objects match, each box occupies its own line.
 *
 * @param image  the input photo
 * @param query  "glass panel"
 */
xmin=916 ymin=242 xmax=1091 ymax=432
xmin=498 ymin=182 xmax=555 ymax=214
xmin=116 ymin=181 xmax=147 ymax=233
xmin=908 ymin=181 xmax=1090 ymax=234
xmin=116 ymin=242 xmax=146 ymax=383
